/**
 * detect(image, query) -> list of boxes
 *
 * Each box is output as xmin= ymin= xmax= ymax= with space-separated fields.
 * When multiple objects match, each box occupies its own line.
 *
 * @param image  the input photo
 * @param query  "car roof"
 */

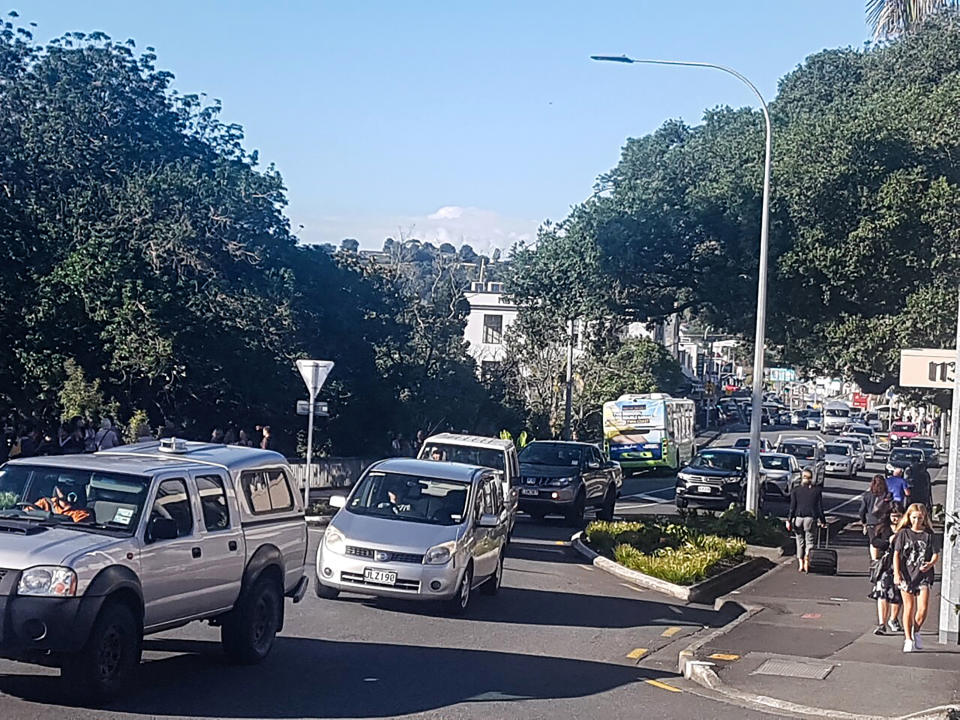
xmin=761 ymin=452 xmax=794 ymax=460
xmin=699 ymin=447 xmax=745 ymax=455
xmin=424 ymin=433 xmax=514 ymax=450
xmin=523 ymin=440 xmax=598 ymax=450
xmin=6 ymin=440 xmax=286 ymax=475
xmin=368 ymin=457 xmax=490 ymax=482
xmin=910 ymin=436 xmax=936 ymax=442
xmin=778 ymin=437 xmax=817 ymax=445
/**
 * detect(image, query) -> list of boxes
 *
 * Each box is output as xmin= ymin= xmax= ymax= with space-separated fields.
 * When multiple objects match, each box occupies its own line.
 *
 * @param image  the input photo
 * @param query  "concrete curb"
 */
xmin=569 ymin=533 xmax=774 ymax=604
xmin=682 ymin=660 xmax=959 ymax=720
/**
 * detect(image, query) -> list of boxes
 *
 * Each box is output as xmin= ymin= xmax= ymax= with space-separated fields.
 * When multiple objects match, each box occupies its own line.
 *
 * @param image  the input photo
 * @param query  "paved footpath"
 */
xmin=690 ymin=520 xmax=960 ymax=719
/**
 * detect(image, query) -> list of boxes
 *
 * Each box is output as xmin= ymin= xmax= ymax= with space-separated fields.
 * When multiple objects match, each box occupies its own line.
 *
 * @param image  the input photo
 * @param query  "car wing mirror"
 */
xmin=587 ymin=460 xmax=601 ymax=470
xmin=329 ymin=495 xmax=346 ymax=509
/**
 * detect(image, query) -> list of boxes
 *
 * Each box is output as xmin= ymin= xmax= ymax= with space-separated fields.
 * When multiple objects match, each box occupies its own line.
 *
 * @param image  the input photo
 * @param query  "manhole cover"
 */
xmin=752 ymin=658 xmax=834 ymax=680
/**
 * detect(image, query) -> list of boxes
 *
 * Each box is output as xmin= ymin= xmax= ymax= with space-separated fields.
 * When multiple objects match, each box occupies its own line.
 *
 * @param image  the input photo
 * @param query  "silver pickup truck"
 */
xmin=0 ymin=439 xmax=308 ymax=701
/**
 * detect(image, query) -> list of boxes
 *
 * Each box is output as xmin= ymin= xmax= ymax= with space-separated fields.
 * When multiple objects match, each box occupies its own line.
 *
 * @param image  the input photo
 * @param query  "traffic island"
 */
xmin=571 ymin=516 xmax=781 ymax=603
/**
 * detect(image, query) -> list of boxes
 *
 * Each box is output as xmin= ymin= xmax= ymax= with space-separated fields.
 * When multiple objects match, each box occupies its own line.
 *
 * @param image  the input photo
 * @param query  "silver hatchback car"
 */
xmin=315 ymin=458 xmax=508 ymax=615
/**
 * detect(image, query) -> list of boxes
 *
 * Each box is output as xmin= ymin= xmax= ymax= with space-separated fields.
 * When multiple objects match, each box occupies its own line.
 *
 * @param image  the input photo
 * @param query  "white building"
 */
xmin=463 ymin=281 xmax=518 ymax=375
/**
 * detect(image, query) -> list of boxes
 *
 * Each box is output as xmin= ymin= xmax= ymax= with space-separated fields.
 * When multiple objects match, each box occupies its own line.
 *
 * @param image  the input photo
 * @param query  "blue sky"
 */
xmin=23 ymin=1 xmax=870 ymax=252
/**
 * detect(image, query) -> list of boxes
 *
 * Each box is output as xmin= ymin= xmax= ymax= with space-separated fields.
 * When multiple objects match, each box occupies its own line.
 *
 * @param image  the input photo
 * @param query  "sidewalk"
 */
xmin=687 ymin=525 xmax=960 ymax=718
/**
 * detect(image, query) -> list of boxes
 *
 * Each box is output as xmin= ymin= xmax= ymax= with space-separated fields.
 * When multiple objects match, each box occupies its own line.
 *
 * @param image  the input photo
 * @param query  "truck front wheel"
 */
xmin=62 ymin=601 xmax=141 ymax=703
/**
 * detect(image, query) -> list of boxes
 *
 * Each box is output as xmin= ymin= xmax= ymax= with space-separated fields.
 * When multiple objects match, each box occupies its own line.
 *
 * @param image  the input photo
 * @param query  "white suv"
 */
xmin=0 ymin=439 xmax=308 ymax=701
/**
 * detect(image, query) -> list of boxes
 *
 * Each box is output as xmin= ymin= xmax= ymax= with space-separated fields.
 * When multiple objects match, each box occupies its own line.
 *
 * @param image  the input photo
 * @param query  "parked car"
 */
xmin=732 ymin=437 xmax=773 ymax=452
xmin=888 ymin=422 xmax=919 ymax=447
xmin=675 ymin=448 xmax=760 ymax=510
xmin=0 ymin=439 xmax=309 ymax=701
xmin=823 ymin=442 xmax=857 ymax=479
xmin=841 ymin=431 xmax=875 ymax=461
xmin=759 ymin=452 xmax=802 ymax=498
xmin=885 ymin=447 xmax=926 ymax=475
xmin=907 ymin=437 xmax=940 ymax=468
xmin=805 ymin=411 xmax=823 ymax=430
xmin=834 ymin=436 xmax=866 ymax=472
xmin=516 ymin=441 xmax=622 ymax=524
xmin=418 ymin=433 xmax=519 ymax=535
xmin=316 ymin=458 xmax=508 ymax=615
xmin=774 ymin=436 xmax=826 ymax=485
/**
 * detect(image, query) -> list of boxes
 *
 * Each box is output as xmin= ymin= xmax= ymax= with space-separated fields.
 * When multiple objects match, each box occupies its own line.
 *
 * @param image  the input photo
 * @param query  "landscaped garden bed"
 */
xmin=583 ymin=507 xmax=788 ymax=586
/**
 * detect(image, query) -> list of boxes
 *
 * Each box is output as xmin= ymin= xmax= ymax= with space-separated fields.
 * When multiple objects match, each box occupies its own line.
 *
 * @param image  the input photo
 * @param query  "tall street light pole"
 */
xmin=591 ymin=55 xmax=772 ymax=513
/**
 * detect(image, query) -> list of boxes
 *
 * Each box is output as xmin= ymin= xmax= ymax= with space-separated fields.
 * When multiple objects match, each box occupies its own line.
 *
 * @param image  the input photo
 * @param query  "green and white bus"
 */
xmin=602 ymin=393 xmax=696 ymax=471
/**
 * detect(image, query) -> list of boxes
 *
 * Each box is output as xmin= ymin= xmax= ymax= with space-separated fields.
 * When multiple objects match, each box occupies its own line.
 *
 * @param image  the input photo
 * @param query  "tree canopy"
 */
xmin=0 ymin=19 xmax=516 ymax=454
xmin=508 ymin=15 xmax=960 ymax=394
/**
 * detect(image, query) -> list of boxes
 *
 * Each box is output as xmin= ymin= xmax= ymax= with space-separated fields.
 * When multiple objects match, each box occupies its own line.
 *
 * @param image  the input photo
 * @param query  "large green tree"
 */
xmin=0 ymin=17 xmax=514 ymax=454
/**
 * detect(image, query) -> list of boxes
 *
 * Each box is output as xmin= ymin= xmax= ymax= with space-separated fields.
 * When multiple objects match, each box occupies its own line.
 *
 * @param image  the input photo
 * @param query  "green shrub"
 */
xmin=682 ymin=506 xmax=788 ymax=547
xmin=588 ymin=518 xmax=747 ymax=585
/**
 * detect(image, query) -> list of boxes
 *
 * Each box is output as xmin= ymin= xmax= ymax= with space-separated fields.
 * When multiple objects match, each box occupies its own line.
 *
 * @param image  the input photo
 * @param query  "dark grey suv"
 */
xmin=516 ymin=441 xmax=622 ymax=524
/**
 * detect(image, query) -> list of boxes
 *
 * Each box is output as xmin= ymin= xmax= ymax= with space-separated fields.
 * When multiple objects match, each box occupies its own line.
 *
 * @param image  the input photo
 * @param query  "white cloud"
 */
xmin=427 ymin=205 xmax=465 ymax=220
xmin=297 ymin=205 xmax=540 ymax=254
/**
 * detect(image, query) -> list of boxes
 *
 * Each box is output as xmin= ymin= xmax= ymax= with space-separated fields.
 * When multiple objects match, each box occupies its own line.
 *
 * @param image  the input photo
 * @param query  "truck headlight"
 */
xmin=18 ymin=566 xmax=77 ymax=597
xmin=323 ymin=526 xmax=346 ymax=554
xmin=424 ymin=541 xmax=456 ymax=565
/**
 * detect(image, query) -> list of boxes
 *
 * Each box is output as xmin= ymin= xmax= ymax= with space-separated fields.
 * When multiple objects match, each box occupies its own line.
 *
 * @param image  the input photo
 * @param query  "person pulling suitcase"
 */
xmin=787 ymin=469 xmax=827 ymax=573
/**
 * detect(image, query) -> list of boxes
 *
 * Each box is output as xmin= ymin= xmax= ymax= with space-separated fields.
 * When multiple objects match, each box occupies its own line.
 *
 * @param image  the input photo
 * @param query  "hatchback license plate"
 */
xmin=364 ymin=568 xmax=397 ymax=585
xmin=521 ymin=488 xmax=539 ymax=496
xmin=697 ymin=485 xmax=713 ymax=494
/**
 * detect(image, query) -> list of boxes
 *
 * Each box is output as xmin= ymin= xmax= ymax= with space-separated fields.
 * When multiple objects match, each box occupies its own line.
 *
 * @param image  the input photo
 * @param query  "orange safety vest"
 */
xmin=33 ymin=497 xmax=92 ymax=523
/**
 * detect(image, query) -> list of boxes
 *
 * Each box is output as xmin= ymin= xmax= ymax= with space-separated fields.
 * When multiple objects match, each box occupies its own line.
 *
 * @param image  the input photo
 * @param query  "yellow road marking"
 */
xmin=627 ymin=648 xmax=648 ymax=659
xmin=661 ymin=626 xmax=682 ymax=638
xmin=645 ymin=679 xmax=682 ymax=693
xmin=709 ymin=653 xmax=740 ymax=661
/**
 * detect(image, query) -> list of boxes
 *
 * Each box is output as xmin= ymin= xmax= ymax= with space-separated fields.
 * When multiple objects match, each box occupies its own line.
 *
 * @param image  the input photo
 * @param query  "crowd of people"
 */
xmin=787 ymin=458 xmax=940 ymax=654
xmin=1 ymin=412 xmax=283 ymax=463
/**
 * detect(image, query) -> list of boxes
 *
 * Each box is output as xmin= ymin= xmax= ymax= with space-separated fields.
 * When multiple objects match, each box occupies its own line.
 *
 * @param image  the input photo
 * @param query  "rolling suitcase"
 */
xmin=808 ymin=526 xmax=837 ymax=575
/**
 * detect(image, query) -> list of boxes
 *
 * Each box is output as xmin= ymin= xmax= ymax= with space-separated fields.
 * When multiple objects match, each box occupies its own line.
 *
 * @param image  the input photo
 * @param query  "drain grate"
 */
xmin=752 ymin=658 xmax=834 ymax=680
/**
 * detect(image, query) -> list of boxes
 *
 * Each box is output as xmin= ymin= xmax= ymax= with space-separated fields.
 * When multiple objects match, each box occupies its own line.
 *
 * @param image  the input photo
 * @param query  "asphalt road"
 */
xmin=615 ymin=427 xmax=930 ymax=521
xmin=0 ymin=427 xmax=917 ymax=720
xmin=0 ymin=459 xmax=794 ymax=720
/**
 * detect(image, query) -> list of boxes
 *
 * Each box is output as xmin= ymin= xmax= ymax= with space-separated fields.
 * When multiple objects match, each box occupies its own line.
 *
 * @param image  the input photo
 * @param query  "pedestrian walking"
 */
xmin=905 ymin=461 xmax=931 ymax=511
xmin=237 ymin=428 xmax=254 ymax=447
xmin=260 ymin=425 xmax=274 ymax=451
xmin=893 ymin=503 xmax=940 ymax=652
xmin=860 ymin=474 xmax=893 ymax=560
xmin=211 ymin=427 xmax=225 ymax=443
xmin=94 ymin=418 xmax=120 ymax=451
xmin=787 ymin=469 xmax=827 ymax=573
xmin=885 ymin=467 xmax=911 ymax=512
xmin=868 ymin=528 xmax=902 ymax=636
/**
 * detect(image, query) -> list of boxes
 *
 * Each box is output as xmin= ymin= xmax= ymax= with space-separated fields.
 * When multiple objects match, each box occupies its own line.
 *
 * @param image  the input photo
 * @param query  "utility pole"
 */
xmin=563 ymin=318 xmax=575 ymax=440
xmin=939 ymin=289 xmax=960 ymax=645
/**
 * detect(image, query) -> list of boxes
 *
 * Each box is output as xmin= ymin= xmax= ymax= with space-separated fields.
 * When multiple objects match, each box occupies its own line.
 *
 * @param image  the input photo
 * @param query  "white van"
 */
xmin=822 ymin=401 xmax=851 ymax=435
xmin=417 ymin=434 xmax=518 ymax=534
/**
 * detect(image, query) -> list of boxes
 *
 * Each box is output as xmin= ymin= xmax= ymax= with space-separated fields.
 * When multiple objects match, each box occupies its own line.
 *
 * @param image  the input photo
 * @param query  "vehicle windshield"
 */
xmin=346 ymin=471 xmax=471 ymax=525
xmin=760 ymin=455 xmax=791 ymax=471
xmin=691 ymin=451 xmax=744 ymax=471
xmin=807 ymin=412 xmax=822 ymax=419
xmin=837 ymin=439 xmax=861 ymax=449
xmin=421 ymin=443 xmax=505 ymax=471
xmin=892 ymin=423 xmax=916 ymax=433
xmin=909 ymin=438 xmax=935 ymax=449
xmin=778 ymin=443 xmax=816 ymax=460
xmin=825 ymin=408 xmax=849 ymax=417
xmin=889 ymin=449 xmax=924 ymax=463
xmin=825 ymin=444 xmax=851 ymax=456
xmin=733 ymin=438 xmax=750 ymax=448
xmin=0 ymin=464 xmax=150 ymax=535
xmin=519 ymin=443 xmax=585 ymax=467
xmin=850 ymin=425 xmax=874 ymax=435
